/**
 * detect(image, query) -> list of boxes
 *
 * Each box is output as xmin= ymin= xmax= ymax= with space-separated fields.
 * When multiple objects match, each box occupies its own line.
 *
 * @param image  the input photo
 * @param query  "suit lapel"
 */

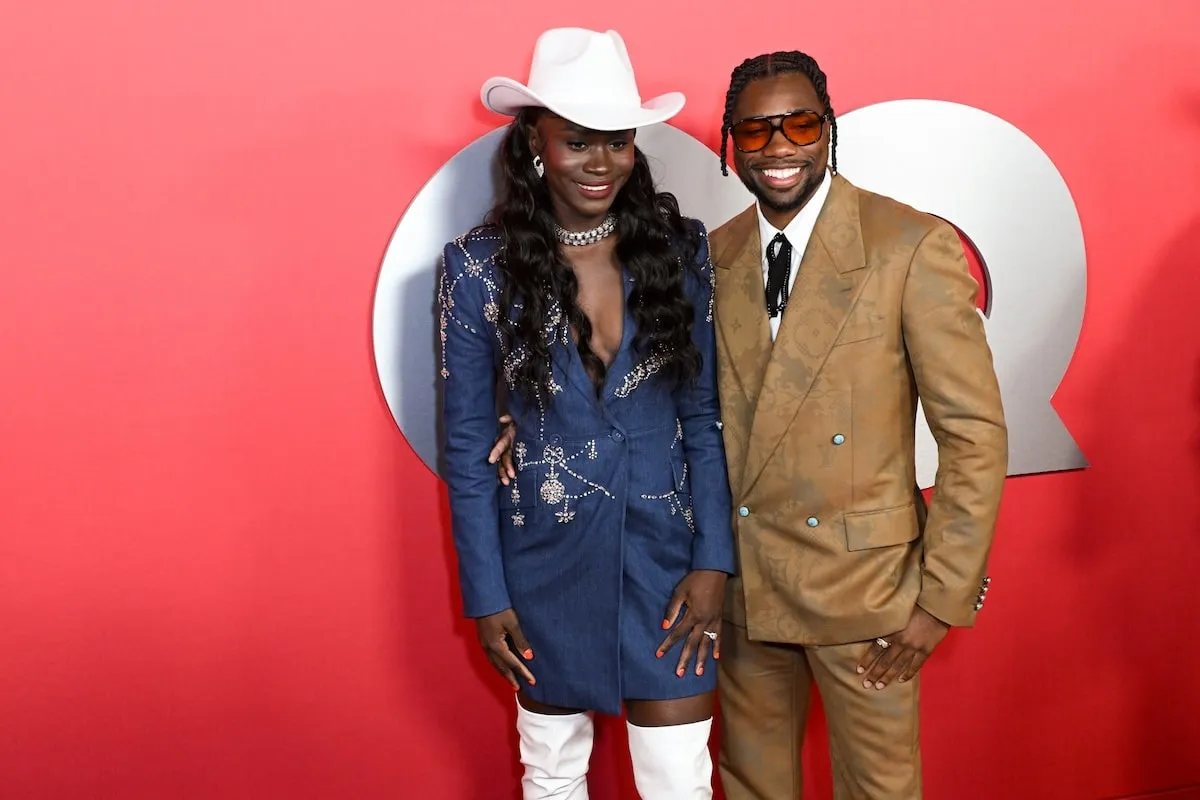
xmin=714 ymin=208 xmax=773 ymax=413
xmin=741 ymin=174 xmax=870 ymax=495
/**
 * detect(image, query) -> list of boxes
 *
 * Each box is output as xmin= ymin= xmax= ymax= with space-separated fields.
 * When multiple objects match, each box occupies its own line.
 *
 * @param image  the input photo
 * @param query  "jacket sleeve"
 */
xmin=902 ymin=221 xmax=1008 ymax=627
xmin=438 ymin=240 xmax=512 ymax=618
xmin=674 ymin=223 xmax=737 ymax=575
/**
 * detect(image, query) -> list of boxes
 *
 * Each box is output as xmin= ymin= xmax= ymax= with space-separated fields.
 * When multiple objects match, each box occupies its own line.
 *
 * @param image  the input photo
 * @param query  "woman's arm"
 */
xmin=438 ymin=238 xmax=512 ymax=619
xmin=672 ymin=223 xmax=736 ymax=576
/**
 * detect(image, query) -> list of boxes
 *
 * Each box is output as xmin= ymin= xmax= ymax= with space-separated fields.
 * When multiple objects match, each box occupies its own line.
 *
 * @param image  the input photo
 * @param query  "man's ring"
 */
xmin=703 ymin=631 xmax=718 ymax=641
xmin=875 ymin=638 xmax=891 ymax=649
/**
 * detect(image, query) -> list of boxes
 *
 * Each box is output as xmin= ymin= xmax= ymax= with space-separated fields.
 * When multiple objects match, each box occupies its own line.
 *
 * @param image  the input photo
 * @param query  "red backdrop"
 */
xmin=3 ymin=2 xmax=1199 ymax=798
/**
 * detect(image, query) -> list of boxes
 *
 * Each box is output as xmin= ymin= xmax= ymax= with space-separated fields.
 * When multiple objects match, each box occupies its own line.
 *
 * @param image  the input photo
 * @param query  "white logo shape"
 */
xmin=372 ymin=100 xmax=1087 ymax=486
xmin=837 ymin=100 xmax=1087 ymax=485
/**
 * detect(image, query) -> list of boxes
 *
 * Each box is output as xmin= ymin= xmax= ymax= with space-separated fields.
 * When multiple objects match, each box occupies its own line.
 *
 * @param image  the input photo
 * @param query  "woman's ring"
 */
xmin=703 ymin=631 xmax=718 ymax=641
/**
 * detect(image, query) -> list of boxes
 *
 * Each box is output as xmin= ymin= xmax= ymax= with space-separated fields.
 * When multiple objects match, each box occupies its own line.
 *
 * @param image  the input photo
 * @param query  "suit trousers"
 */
xmin=718 ymin=621 xmax=922 ymax=800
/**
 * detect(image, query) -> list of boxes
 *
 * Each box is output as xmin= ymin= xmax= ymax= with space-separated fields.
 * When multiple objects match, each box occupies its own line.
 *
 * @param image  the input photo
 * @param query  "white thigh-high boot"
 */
xmin=515 ymin=701 xmax=594 ymax=799
xmin=626 ymin=717 xmax=714 ymax=799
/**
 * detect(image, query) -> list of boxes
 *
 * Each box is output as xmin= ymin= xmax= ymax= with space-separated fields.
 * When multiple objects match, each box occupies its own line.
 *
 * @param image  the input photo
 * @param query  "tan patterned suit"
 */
xmin=712 ymin=174 xmax=1007 ymax=799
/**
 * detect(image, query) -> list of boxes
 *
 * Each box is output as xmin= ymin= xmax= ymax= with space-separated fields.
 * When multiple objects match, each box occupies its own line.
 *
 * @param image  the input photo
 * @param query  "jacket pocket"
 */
xmin=668 ymin=451 xmax=696 ymax=534
xmin=833 ymin=301 xmax=885 ymax=347
xmin=669 ymin=449 xmax=693 ymax=497
xmin=844 ymin=503 xmax=920 ymax=551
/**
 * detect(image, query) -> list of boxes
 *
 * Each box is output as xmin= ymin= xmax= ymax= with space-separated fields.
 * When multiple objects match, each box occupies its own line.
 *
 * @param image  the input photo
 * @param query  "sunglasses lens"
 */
xmin=782 ymin=112 xmax=824 ymax=146
xmin=732 ymin=120 xmax=772 ymax=152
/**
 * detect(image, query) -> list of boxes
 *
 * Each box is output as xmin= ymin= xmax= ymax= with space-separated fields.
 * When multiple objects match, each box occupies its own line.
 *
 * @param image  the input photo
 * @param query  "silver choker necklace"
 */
xmin=555 ymin=214 xmax=617 ymax=247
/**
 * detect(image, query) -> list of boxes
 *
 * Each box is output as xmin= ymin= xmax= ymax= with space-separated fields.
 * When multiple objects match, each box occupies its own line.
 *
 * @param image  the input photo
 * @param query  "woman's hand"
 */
xmin=488 ymin=415 xmax=518 ymax=485
xmin=656 ymin=569 xmax=728 ymax=678
xmin=475 ymin=608 xmax=536 ymax=691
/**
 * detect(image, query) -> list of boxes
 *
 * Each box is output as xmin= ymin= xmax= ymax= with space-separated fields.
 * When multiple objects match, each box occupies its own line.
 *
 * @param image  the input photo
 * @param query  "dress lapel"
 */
xmin=551 ymin=305 xmax=601 ymax=407
xmin=740 ymin=175 xmax=870 ymax=495
xmin=601 ymin=270 xmax=637 ymax=404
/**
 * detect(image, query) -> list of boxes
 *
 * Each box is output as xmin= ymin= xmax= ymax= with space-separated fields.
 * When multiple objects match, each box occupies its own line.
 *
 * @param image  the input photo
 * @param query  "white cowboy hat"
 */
xmin=480 ymin=28 xmax=685 ymax=131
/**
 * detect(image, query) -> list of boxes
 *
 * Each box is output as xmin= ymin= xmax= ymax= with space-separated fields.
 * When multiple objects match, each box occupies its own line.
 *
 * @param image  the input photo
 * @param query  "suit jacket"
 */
xmin=710 ymin=174 xmax=1008 ymax=646
xmin=438 ymin=219 xmax=735 ymax=713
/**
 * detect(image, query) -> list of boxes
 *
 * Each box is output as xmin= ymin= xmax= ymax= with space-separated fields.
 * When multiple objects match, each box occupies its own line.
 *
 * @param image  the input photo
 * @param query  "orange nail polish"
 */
xmin=676 ymin=668 xmax=684 ymax=677
xmin=662 ymin=620 xmax=670 ymax=630
xmin=523 ymin=649 xmax=534 ymax=660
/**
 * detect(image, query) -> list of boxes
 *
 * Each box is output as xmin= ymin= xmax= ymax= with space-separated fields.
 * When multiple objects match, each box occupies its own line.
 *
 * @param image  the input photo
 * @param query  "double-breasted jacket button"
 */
xmin=738 ymin=506 xmax=750 ymax=517
xmin=806 ymin=516 xmax=819 ymax=528
xmin=832 ymin=433 xmax=845 ymax=445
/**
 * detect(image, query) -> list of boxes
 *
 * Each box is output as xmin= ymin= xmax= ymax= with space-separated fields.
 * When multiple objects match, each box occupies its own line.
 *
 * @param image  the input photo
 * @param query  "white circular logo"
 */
xmin=372 ymin=101 xmax=1087 ymax=487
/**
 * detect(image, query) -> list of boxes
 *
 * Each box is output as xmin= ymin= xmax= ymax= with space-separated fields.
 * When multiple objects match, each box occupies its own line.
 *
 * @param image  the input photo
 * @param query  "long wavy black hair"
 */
xmin=483 ymin=108 xmax=703 ymax=406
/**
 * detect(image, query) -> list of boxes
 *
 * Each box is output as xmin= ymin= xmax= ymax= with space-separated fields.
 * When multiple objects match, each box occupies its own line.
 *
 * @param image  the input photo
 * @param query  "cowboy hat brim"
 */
xmin=481 ymin=78 xmax=685 ymax=131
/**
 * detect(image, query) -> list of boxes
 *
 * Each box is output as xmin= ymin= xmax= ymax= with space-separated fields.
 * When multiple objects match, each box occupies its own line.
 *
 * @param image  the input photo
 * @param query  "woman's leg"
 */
xmin=516 ymin=694 xmax=594 ymax=799
xmin=624 ymin=693 xmax=716 ymax=799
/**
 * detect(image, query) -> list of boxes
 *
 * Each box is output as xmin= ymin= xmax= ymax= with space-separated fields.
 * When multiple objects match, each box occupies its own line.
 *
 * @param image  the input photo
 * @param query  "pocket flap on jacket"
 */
xmin=670 ymin=452 xmax=692 ymax=497
xmin=844 ymin=504 xmax=920 ymax=551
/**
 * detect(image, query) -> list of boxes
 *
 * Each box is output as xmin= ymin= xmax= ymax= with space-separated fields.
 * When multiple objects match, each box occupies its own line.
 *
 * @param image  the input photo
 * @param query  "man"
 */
xmin=711 ymin=51 xmax=1007 ymax=799
xmin=487 ymin=48 xmax=1007 ymax=799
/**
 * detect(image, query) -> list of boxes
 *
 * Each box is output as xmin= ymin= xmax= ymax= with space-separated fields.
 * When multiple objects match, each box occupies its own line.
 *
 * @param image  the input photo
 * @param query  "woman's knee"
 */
xmin=625 ymin=692 xmax=715 ymax=727
xmin=517 ymin=694 xmax=585 ymax=715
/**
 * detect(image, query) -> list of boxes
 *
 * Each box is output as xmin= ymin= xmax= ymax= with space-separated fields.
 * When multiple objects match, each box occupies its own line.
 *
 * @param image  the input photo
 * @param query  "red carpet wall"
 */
xmin=3 ymin=2 xmax=1199 ymax=798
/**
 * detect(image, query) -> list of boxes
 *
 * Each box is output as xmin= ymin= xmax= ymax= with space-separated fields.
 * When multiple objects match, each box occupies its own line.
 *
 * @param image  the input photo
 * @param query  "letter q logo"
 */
xmin=372 ymin=99 xmax=1088 ymax=488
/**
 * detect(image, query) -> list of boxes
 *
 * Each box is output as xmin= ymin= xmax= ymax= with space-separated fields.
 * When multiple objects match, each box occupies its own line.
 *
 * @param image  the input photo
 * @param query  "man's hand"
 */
xmin=856 ymin=605 xmax=949 ymax=690
xmin=488 ymin=415 xmax=517 ymax=485
xmin=475 ymin=608 xmax=536 ymax=691
xmin=656 ymin=570 xmax=727 ymax=678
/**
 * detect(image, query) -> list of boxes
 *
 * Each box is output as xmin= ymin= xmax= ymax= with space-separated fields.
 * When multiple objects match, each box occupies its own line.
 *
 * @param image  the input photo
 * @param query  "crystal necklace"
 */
xmin=554 ymin=214 xmax=617 ymax=247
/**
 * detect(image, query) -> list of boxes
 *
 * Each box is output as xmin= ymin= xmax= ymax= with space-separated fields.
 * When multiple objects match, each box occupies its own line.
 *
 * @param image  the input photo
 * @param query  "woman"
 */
xmin=438 ymin=28 xmax=734 ymax=798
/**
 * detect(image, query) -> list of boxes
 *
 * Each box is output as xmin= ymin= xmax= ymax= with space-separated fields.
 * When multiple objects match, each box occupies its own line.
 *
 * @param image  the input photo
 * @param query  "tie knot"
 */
xmin=770 ymin=233 xmax=790 ymax=260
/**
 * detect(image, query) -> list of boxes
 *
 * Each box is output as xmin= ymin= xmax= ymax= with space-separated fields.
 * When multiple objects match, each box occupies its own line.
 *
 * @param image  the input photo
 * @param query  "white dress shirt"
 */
xmin=757 ymin=170 xmax=832 ymax=340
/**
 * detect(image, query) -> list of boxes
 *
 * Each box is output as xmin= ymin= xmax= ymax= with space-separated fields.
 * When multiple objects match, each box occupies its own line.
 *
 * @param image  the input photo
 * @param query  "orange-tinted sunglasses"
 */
xmin=730 ymin=110 xmax=830 ymax=153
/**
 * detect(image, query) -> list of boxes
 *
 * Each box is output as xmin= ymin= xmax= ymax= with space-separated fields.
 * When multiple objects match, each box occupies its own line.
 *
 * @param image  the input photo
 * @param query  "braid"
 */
xmin=719 ymin=50 xmax=837 ymax=176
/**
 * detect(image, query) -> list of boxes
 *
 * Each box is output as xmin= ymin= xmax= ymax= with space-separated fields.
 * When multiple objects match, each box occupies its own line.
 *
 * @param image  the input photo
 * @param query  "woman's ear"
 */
xmin=524 ymin=119 xmax=543 ymax=158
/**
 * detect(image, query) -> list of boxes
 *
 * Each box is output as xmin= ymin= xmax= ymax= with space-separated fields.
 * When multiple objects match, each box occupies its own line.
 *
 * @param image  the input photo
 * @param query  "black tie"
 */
xmin=765 ymin=232 xmax=793 ymax=319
